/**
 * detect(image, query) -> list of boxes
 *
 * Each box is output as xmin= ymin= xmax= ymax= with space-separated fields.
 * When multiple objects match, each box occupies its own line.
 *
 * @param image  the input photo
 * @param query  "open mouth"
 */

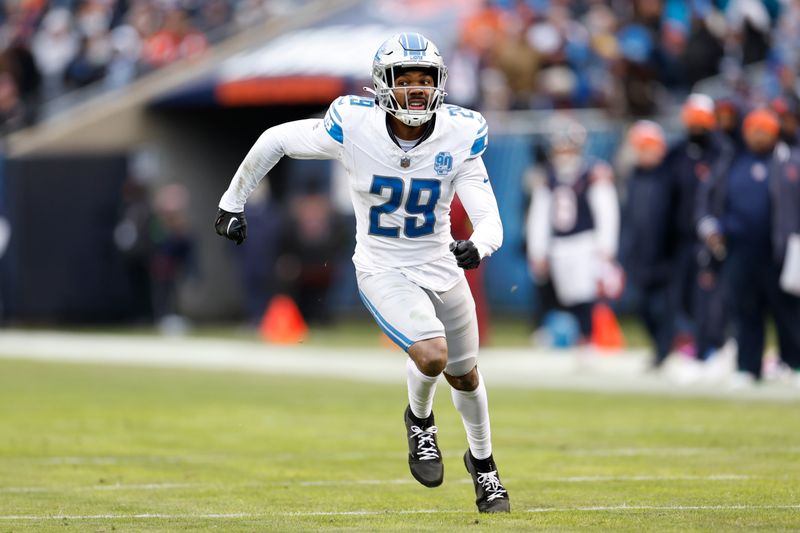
xmin=407 ymin=98 xmax=427 ymax=111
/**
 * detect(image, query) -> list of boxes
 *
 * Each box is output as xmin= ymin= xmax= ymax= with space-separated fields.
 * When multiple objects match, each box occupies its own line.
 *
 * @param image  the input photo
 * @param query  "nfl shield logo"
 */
xmin=434 ymin=152 xmax=453 ymax=176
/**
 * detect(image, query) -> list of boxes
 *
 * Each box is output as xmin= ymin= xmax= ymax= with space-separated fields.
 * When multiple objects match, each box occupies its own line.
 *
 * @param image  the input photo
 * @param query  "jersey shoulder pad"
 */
xmin=323 ymin=95 xmax=377 ymax=145
xmin=441 ymin=104 xmax=488 ymax=158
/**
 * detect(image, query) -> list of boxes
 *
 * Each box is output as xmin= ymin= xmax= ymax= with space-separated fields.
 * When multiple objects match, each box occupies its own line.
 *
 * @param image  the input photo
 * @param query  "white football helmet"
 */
xmin=371 ymin=32 xmax=448 ymax=127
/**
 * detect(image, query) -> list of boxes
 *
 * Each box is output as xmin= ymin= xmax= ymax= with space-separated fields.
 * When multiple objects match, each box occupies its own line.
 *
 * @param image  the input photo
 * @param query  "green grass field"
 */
xmin=1 ymin=357 xmax=799 ymax=532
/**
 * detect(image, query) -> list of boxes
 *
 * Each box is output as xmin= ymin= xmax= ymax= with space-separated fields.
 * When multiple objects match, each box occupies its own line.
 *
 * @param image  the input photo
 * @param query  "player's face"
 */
xmin=744 ymin=128 xmax=778 ymax=154
xmin=393 ymin=70 xmax=435 ymax=112
xmin=635 ymin=145 xmax=666 ymax=169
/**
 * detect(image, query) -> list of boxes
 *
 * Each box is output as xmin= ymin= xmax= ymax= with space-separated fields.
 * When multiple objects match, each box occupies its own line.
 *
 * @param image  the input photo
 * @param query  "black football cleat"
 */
xmin=463 ymin=450 xmax=510 ymax=513
xmin=404 ymin=406 xmax=443 ymax=487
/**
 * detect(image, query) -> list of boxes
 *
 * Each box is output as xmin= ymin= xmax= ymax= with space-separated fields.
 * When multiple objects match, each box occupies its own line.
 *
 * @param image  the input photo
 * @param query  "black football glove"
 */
xmin=214 ymin=208 xmax=247 ymax=245
xmin=449 ymin=240 xmax=481 ymax=270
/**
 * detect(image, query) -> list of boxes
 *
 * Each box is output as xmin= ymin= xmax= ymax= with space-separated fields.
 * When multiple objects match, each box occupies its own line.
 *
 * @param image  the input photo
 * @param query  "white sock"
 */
xmin=450 ymin=370 xmax=492 ymax=460
xmin=406 ymin=357 xmax=439 ymax=420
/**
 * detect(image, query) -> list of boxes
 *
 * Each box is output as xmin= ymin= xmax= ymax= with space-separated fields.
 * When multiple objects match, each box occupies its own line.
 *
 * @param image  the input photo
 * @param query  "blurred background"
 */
xmin=1 ymin=0 xmax=798 ymax=388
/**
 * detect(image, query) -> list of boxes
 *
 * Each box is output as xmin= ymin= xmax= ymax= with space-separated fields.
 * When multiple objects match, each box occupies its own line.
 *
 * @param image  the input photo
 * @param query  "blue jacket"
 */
xmin=665 ymin=133 xmax=731 ymax=243
xmin=620 ymin=163 xmax=675 ymax=287
xmin=696 ymin=142 xmax=800 ymax=265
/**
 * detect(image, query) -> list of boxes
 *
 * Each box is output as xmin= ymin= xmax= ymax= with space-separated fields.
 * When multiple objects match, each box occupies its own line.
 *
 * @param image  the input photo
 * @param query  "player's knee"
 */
xmin=409 ymin=337 xmax=448 ymax=376
xmin=444 ymin=365 xmax=479 ymax=391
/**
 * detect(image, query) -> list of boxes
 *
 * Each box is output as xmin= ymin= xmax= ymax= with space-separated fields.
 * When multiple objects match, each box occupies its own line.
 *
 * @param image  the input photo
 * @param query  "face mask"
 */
xmin=689 ymin=131 xmax=710 ymax=147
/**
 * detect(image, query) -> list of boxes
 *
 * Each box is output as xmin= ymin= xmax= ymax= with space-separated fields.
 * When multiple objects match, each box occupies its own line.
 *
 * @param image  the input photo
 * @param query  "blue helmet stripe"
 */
xmin=399 ymin=32 xmax=427 ymax=53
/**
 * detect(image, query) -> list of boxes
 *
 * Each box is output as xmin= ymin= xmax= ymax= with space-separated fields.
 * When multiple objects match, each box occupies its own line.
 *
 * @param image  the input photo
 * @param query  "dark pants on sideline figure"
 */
xmin=636 ymin=283 xmax=674 ymax=365
xmin=694 ymin=262 xmax=727 ymax=360
xmin=567 ymin=302 xmax=594 ymax=341
xmin=723 ymin=244 xmax=800 ymax=378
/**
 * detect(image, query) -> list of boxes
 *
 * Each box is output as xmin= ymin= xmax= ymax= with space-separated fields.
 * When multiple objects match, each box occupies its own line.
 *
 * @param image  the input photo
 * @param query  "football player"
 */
xmin=214 ymin=32 xmax=508 ymax=513
xmin=526 ymin=116 xmax=620 ymax=341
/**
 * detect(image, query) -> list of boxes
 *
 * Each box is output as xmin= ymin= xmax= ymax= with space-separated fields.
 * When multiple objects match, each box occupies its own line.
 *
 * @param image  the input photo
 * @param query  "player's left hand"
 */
xmin=449 ymin=240 xmax=481 ymax=270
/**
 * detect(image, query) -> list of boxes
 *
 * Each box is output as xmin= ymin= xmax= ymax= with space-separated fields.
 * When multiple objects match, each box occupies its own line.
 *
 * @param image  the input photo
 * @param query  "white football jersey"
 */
xmin=219 ymin=95 xmax=503 ymax=292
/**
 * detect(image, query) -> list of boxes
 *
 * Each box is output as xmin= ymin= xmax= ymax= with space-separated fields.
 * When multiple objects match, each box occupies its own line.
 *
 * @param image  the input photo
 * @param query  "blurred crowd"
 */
xmin=524 ymin=92 xmax=800 ymax=388
xmin=449 ymin=0 xmax=800 ymax=117
xmin=0 ymin=0 xmax=300 ymax=132
xmin=4 ymin=0 xmax=800 ymax=134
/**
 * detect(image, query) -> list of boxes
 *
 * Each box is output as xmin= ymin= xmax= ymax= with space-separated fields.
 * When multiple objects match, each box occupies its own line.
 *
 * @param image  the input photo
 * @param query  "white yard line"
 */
xmin=0 ymin=483 xmax=202 ymax=493
xmin=524 ymin=504 xmax=800 ymax=513
xmin=34 ymin=456 xmax=183 ymax=465
xmin=551 ymin=474 xmax=755 ymax=482
xmin=1 ymin=504 xmax=799 ymax=520
xmin=568 ymin=446 xmax=800 ymax=456
xmin=0 ymin=474 xmax=760 ymax=494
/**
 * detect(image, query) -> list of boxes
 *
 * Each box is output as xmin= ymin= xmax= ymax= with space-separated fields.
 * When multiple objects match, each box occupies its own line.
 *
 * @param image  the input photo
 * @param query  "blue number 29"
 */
xmin=369 ymin=176 xmax=441 ymax=238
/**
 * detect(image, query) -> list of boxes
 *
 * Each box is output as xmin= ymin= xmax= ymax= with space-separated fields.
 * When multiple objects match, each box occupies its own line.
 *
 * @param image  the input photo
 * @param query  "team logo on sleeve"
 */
xmin=434 ymin=152 xmax=453 ymax=176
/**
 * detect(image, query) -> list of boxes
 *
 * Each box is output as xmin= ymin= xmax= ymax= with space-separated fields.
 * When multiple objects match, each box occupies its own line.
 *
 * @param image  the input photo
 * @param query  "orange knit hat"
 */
xmin=681 ymin=93 xmax=716 ymax=129
xmin=743 ymin=109 xmax=780 ymax=136
xmin=628 ymin=120 xmax=666 ymax=151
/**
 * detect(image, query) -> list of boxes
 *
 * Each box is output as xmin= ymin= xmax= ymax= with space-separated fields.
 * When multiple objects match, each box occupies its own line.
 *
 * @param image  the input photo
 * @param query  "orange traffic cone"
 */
xmin=591 ymin=302 xmax=624 ymax=352
xmin=259 ymin=294 xmax=308 ymax=344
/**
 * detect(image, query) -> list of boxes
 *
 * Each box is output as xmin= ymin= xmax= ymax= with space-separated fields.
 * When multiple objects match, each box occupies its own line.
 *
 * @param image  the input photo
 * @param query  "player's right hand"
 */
xmin=215 ymin=208 xmax=247 ymax=245
xmin=450 ymin=240 xmax=481 ymax=270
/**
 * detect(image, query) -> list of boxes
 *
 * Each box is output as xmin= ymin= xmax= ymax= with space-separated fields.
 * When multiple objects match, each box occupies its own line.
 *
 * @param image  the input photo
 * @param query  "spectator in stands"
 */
xmin=105 ymin=24 xmax=142 ymax=89
xmin=1 ymin=34 xmax=40 ymax=126
xmin=63 ymin=35 xmax=108 ymax=89
xmin=31 ymin=7 xmax=78 ymax=101
xmin=697 ymin=108 xmax=800 ymax=387
xmin=491 ymin=19 xmax=539 ymax=110
xmin=526 ymin=115 xmax=619 ymax=341
xmin=197 ymin=0 xmax=232 ymax=34
xmin=141 ymin=8 xmax=207 ymax=69
xmin=680 ymin=4 xmax=726 ymax=87
xmin=620 ymin=120 xmax=675 ymax=366
xmin=724 ymin=0 xmax=775 ymax=67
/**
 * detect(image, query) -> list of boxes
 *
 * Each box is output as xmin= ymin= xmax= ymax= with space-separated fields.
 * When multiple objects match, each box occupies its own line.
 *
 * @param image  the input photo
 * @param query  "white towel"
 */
xmin=780 ymin=233 xmax=800 ymax=297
